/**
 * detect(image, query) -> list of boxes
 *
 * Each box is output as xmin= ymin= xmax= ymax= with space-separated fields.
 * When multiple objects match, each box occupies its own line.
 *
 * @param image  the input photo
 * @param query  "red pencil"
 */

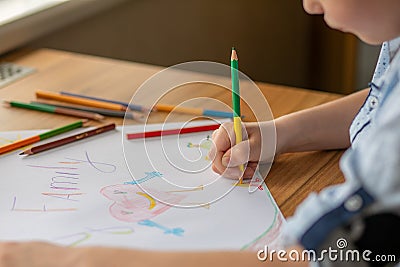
xmin=126 ymin=124 xmax=221 ymax=139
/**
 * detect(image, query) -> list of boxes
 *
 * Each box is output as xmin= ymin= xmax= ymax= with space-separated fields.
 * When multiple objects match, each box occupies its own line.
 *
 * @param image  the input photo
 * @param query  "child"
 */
xmin=212 ymin=1 xmax=400 ymax=266
xmin=0 ymin=0 xmax=399 ymax=266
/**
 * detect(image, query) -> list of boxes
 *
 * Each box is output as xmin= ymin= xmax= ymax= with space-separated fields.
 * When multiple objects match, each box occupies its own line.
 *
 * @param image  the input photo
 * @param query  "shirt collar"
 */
xmin=388 ymin=36 xmax=400 ymax=62
xmin=372 ymin=36 xmax=400 ymax=82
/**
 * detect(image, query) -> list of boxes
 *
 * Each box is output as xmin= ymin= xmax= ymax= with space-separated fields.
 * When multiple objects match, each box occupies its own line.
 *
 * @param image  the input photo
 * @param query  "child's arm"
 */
xmin=276 ymin=88 xmax=369 ymax=154
xmin=210 ymin=89 xmax=369 ymax=178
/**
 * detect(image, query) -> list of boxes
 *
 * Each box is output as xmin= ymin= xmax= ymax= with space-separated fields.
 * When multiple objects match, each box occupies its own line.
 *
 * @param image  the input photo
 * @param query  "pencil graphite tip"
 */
xmin=231 ymin=48 xmax=238 ymax=61
xmin=19 ymin=150 xmax=32 ymax=155
xmin=82 ymin=120 xmax=94 ymax=127
xmin=95 ymin=114 xmax=106 ymax=121
xmin=127 ymin=111 xmax=145 ymax=123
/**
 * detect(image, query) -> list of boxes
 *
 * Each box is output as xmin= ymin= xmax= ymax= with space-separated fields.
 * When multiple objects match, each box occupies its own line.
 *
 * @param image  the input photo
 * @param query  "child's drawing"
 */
xmin=55 ymin=226 xmax=135 ymax=247
xmin=11 ymin=196 xmax=77 ymax=212
xmin=138 ymin=219 xmax=184 ymax=236
xmin=186 ymin=135 xmax=212 ymax=161
xmin=124 ymin=171 xmax=163 ymax=185
xmin=65 ymin=151 xmax=117 ymax=173
xmin=101 ymin=184 xmax=186 ymax=223
xmin=241 ymin=189 xmax=284 ymax=251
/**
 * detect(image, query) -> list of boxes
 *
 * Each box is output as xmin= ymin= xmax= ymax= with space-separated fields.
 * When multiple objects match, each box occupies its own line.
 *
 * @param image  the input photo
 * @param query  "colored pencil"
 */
xmin=59 ymin=92 xmax=234 ymax=118
xmin=126 ymin=124 xmax=220 ymax=139
xmin=0 ymin=120 xmax=86 ymax=155
xmin=36 ymin=90 xmax=126 ymax=111
xmin=59 ymin=91 xmax=149 ymax=112
xmin=20 ymin=123 xmax=116 ymax=156
xmin=31 ymin=101 xmax=144 ymax=122
xmin=231 ymin=47 xmax=244 ymax=181
xmin=4 ymin=100 xmax=104 ymax=121
xmin=154 ymin=104 xmax=234 ymax=118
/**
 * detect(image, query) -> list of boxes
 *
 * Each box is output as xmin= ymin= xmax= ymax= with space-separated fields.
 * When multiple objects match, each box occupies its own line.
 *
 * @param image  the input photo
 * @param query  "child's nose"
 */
xmin=303 ymin=0 xmax=324 ymax=15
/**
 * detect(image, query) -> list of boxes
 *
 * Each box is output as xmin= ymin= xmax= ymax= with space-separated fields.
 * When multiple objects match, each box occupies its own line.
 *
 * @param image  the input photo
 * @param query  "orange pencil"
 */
xmin=0 ymin=120 xmax=86 ymax=155
xmin=155 ymin=104 xmax=203 ymax=115
xmin=36 ymin=90 xmax=126 ymax=111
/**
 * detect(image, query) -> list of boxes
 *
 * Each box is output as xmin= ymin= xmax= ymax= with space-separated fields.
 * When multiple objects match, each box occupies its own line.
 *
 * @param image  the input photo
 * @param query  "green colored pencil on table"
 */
xmin=231 ymin=47 xmax=244 ymax=182
xmin=4 ymin=100 xmax=104 ymax=121
xmin=0 ymin=120 xmax=88 ymax=155
xmin=30 ymin=101 xmax=145 ymax=122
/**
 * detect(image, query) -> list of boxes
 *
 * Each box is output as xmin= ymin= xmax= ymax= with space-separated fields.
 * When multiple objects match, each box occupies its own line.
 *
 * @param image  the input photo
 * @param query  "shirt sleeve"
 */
xmin=283 ymin=64 xmax=400 ymax=251
xmin=341 ymin=75 xmax=400 ymax=211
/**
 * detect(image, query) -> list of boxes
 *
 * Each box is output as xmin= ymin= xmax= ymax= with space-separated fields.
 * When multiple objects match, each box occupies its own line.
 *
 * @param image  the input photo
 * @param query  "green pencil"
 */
xmin=4 ymin=100 xmax=104 ymax=121
xmin=231 ymin=47 xmax=244 ymax=182
xmin=0 ymin=120 xmax=87 ymax=155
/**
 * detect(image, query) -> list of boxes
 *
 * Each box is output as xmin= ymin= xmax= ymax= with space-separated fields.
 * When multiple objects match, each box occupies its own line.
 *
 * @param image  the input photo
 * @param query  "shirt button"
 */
xmin=344 ymin=194 xmax=363 ymax=212
xmin=369 ymin=96 xmax=378 ymax=109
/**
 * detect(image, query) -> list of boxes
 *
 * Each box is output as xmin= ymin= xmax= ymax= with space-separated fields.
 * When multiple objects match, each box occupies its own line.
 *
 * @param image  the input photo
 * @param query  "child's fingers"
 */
xmin=221 ymin=139 xmax=251 ymax=167
xmin=208 ymin=123 xmax=235 ymax=161
xmin=218 ymin=162 xmax=258 ymax=179
xmin=211 ymin=150 xmax=227 ymax=175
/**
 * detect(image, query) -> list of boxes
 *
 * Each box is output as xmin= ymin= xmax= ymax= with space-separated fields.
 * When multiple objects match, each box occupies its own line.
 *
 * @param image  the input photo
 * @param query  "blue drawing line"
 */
xmin=11 ymin=196 xmax=16 ymax=211
xmin=124 ymin=171 xmax=163 ymax=185
xmin=65 ymin=151 xmax=116 ymax=173
xmin=138 ymin=219 xmax=184 ymax=237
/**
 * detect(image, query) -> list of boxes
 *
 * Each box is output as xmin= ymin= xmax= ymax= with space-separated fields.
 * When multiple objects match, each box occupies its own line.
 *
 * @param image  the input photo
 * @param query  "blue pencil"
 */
xmin=60 ymin=91 xmax=148 ymax=112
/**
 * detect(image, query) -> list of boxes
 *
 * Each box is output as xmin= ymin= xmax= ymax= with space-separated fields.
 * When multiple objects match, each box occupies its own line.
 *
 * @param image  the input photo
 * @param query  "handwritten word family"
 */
xmin=11 ymin=151 xmax=117 ymax=213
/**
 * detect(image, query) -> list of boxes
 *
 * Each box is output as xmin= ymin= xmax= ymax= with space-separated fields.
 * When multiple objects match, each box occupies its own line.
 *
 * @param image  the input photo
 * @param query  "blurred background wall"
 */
xmin=6 ymin=0 xmax=382 ymax=94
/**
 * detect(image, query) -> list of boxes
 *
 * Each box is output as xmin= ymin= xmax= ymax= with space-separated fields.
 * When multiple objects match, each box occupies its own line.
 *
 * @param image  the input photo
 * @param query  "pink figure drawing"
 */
xmin=101 ymin=184 xmax=186 ymax=223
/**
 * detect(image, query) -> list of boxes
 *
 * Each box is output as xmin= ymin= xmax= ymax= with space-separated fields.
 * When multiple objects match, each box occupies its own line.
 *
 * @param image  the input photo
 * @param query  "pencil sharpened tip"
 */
xmin=19 ymin=151 xmax=25 ymax=155
xmin=231 ymin=48 xmax=238 ymax=61
xmin=95 ymin=114 xmax=106 ymax=121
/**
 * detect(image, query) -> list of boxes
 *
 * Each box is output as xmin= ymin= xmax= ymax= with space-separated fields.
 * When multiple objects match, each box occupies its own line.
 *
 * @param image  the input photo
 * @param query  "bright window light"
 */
xmin=0 ymin=0 xmax=69 ymax=26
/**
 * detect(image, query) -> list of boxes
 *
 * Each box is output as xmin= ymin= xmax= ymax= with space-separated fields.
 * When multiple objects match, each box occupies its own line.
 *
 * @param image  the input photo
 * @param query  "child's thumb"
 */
xmin=221 ymin=140 xmax=251 ymax=167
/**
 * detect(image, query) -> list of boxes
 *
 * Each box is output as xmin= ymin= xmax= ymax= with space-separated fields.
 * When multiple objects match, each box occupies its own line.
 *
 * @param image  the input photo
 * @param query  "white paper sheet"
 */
xmin=0 ymin=121 xmax=284 ymax=251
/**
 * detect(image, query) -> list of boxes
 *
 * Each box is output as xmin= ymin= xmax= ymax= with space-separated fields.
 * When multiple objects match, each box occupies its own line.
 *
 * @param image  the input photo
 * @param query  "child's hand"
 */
xmin=208 ymin=121 xmax=276 ymax=179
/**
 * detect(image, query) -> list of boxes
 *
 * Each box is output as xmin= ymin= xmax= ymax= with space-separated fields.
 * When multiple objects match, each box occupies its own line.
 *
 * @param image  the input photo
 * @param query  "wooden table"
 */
xmin=0 ymin=49 xmax=345 ymax=217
